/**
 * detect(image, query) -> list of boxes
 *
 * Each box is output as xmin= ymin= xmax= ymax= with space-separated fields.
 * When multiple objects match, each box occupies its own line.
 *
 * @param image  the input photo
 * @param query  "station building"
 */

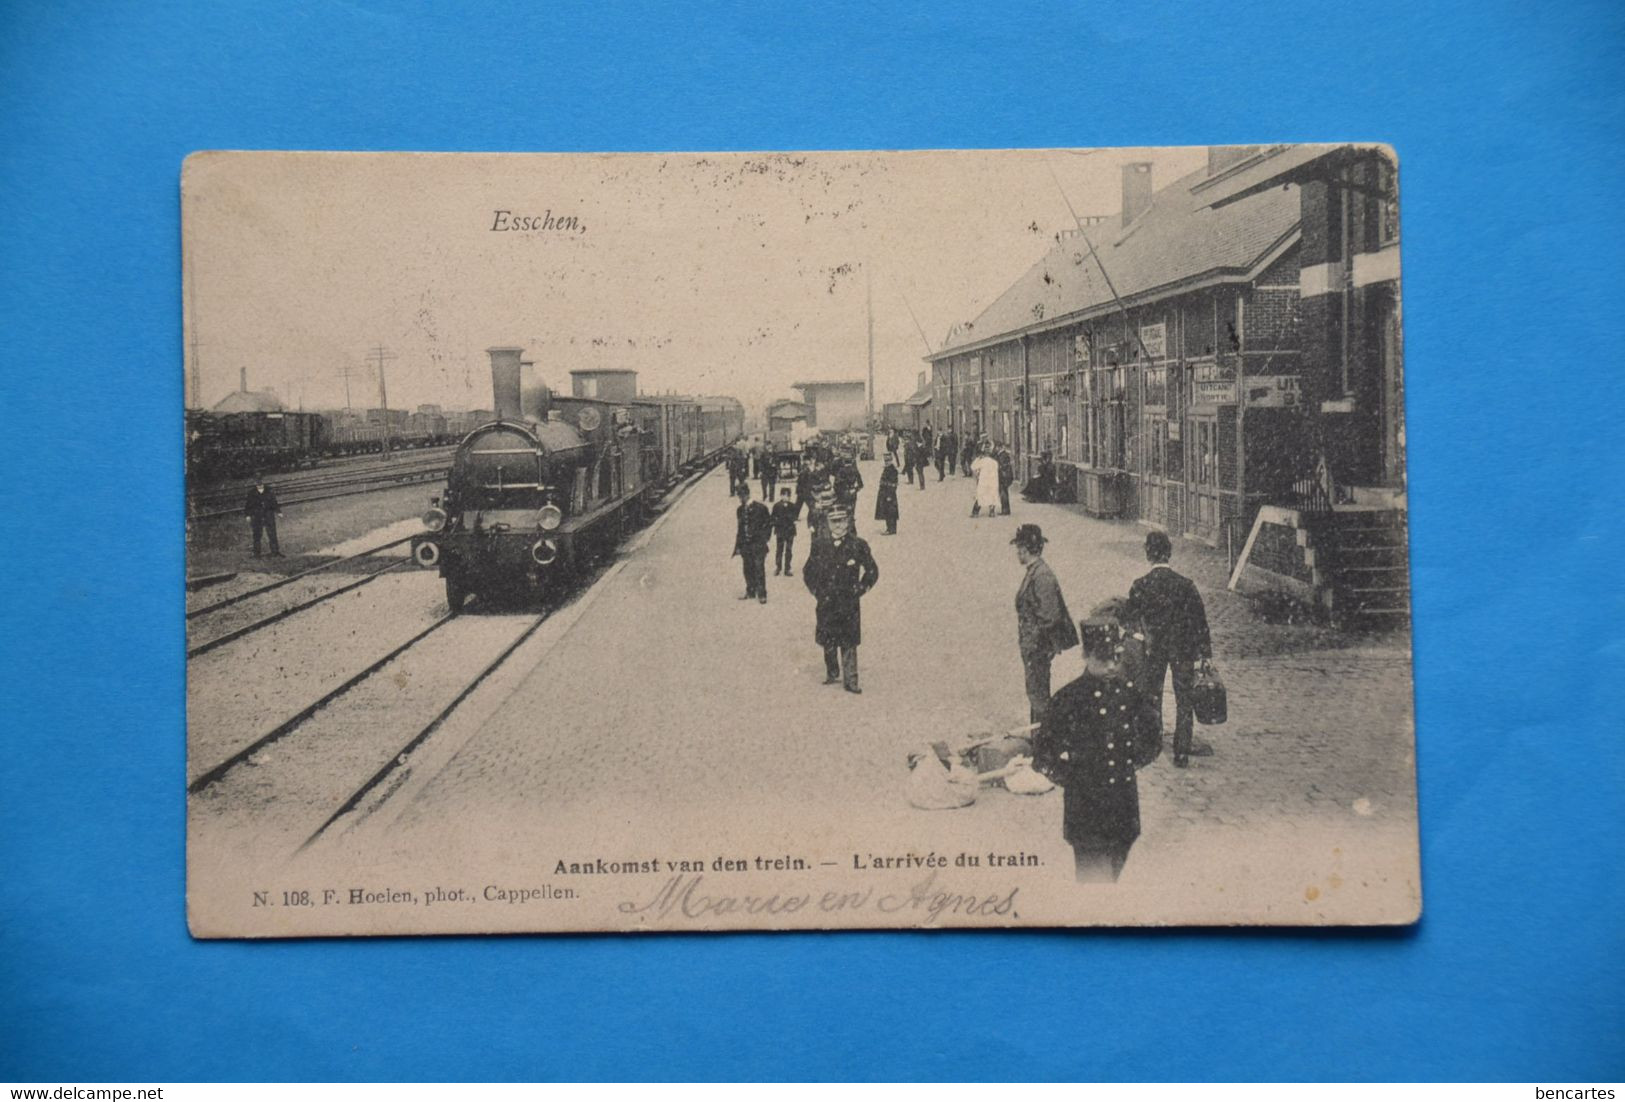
xmin=793 ymin=380 xmax=868 ymax=430
xmin=926 ymin=144 xmax=1405 ymax=625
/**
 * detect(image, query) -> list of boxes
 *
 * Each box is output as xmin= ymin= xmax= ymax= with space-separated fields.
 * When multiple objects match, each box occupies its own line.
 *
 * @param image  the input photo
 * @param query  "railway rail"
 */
xmin=187 ymin=461 xmax=717 ymax=864
xmin=188 ymin=458 xmax=451 ymax=520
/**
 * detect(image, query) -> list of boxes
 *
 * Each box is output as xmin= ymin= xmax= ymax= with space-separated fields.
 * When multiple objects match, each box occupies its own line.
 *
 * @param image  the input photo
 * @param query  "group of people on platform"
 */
xmin=1015 ymin=524 xmax=1216 ymax=883
xmin=731 ymin=434 xmax=1220 ymax=885
xmin=731 ymin=439 xmax=879 ymax=694
xmin=884 ymin=425 xmax=1031 ymax=520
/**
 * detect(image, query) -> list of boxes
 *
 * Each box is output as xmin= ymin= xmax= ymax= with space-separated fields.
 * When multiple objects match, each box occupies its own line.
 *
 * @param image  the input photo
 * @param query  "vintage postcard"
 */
xmin=184 ymin=146 xmax=1418 ymax=936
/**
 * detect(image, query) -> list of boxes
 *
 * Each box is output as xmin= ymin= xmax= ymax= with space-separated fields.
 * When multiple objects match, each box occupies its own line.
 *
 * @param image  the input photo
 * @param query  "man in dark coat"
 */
xmin=902 ymin=436 xmax=916 ymax=485
xmin=1121 ymin=530 xmax=1215 ymax=767
xmin=1033 ymin=616 xmax=1162 ymax=882
xmin=913 ymin=435 xmax=930 ymax=489
xmin=759 ymin=451 xmax=778 ymax=502
xmin=1012 ymin=524 xmax=1078 ymax=725
xmin=732 ymin=483 xmax=772 ymax=603
xmin=771 ymin=485 xmax=800 ymax=577
xmin=944 ymin=429 xmax=959 ymax=475
xmin=996 ymin=445 xmax=1015 ymax=515
xmin=874 ymin=454 xmax=900 ymax=535
xmin=244 ymin=481 xmax=283 ymax=557
xmin=934 ymin=432 xmax=948 ymax=481
xmin=960 ymin=435 xmax=976 ymax=478
xmin=833 ymin=453 xmax=864 ymax=514
xmin=802 ymin=508 xmax=879 ymax=693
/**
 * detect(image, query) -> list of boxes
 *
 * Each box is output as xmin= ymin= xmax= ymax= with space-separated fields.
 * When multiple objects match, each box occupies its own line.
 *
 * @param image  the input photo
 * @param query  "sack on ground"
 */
xmin=905 ymin=743 xmax=978 ymax=809
xmin=1002 ymin=757 xmax=1055 ymax=795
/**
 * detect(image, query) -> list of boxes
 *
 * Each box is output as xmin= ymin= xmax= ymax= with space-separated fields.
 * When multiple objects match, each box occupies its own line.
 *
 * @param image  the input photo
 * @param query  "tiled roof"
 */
xmin=903 ymin=384 xmax=933 ymax=406
xmin=931 ymin=164 xmax=1300 ymax=359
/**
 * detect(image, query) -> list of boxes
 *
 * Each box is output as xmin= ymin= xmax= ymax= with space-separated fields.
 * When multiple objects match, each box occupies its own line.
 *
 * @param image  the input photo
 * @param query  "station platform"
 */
xmin=344 ymin=460 xmax=1418 ymax=928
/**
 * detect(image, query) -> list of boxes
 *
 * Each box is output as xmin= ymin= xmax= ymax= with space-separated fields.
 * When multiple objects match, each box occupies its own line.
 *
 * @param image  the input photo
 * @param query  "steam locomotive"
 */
xmin=409 ymin=347 xmax=743 ymax=612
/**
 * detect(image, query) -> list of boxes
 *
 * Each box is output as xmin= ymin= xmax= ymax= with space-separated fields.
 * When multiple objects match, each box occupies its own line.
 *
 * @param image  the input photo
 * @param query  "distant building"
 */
xmin=767 ymin=398 xmax=811 ymax=432
xmin=881 ymin=372 xmax=933 ymax=430
xmin=793 ymin=380 xmax=867 ymax=431
xmin=211 ymin=367 xmax=284 ymax=413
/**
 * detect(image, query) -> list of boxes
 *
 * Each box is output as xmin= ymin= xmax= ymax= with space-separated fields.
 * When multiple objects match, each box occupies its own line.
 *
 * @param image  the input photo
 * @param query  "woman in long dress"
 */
xmin=971 ymin=445 xmax=1001 ymax=517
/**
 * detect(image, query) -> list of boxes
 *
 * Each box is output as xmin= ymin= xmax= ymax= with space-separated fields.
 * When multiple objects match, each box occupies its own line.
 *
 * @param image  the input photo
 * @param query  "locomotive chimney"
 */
xmin=487 ymin=346 xmax=524 ymax=421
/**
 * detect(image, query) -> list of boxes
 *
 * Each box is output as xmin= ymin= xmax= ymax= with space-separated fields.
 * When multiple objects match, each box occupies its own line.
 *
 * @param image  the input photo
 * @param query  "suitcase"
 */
xmin=1191 ymin=660 xmax=1228 ymax=725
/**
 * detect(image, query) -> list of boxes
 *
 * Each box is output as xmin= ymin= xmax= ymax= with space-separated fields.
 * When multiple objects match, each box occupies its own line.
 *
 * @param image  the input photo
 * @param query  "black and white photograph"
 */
xmin=183 ymin=145 xmax=1418 ymax=935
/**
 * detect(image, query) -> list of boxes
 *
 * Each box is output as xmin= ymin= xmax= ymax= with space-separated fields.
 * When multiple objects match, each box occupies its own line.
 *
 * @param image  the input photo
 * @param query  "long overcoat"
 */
xmin=1033 ymin=670 xmax=1159 ymax=848
xmin=803 ymin=535 xmax=879 ymax=647
xmin=874 ymin=464 xmax=900 ymax=523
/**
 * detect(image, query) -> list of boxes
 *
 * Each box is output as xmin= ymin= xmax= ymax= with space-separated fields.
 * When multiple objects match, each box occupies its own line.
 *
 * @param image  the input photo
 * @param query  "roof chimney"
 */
xmin=239 ymin=366 xmax=248 ymax=393
xmin=1121 ymin=162 xmax=1153 ymax=228
xmin=487 ymin=347 xmax=524 ymax=420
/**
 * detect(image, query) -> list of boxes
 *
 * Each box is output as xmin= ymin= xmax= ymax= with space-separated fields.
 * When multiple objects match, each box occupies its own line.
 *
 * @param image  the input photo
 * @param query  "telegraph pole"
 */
xmin=865 ymin=264 xmax=875 ymax=427
xmin=337 ymin=361 xmax=359 ymax=411
xmin=368 ymin=344 xmax=399 ymax=454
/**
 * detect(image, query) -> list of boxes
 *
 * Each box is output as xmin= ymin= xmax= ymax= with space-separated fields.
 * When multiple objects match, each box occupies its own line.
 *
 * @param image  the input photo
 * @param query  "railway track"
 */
xmin=188 ymin=459 xmax=450 ymax=520
xmin=187 ymin=462 xmax=719 ymax=865
xmin=185 ymin=540 xmax=415 ymax=659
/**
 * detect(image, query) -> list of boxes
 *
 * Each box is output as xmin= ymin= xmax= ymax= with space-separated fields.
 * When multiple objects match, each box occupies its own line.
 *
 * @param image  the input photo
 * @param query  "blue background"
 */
xmin=3 ymin=0 xmax=1622 ymax=1082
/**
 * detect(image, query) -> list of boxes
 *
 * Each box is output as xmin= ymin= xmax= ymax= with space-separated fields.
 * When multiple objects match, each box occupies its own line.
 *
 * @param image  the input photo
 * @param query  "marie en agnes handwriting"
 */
xmin=618 ymin=872 xmax=1019 ymax=924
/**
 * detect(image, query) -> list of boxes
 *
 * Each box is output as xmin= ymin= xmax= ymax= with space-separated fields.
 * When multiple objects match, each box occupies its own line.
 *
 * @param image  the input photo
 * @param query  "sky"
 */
xmin=184 ymin=146 xmax=1208 ymax=417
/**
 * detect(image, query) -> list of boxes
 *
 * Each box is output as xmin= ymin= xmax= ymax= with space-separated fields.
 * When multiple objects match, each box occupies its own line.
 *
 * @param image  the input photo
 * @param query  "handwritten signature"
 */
xmin=618 ymin=873 xmax=1018 ymax=924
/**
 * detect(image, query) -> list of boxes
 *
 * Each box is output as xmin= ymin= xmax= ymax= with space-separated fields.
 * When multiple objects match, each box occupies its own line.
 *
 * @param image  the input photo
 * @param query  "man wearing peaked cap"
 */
xmin=1012 ymin=524 xmax=1078 ymax=725
xmin=1032 ymin=614 xmax=1160 ymax=883
xmin=802 ymin=507 xmax=879 ymax=693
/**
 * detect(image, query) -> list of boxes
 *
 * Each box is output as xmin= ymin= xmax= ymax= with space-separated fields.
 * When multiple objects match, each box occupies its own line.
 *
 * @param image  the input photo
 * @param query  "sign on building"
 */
xmin=1242 ymin=375 xmax=1302 ymax=408
xmin=1194 ymin=379 xmax=1237 ymax=406
xmin=1139 ymin=322 xmax=1167 ymax=360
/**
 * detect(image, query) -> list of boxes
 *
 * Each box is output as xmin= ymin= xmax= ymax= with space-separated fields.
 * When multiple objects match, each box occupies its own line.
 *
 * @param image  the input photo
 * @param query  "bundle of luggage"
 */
xmin=904 ymin=725 xmax=1054 ymax=810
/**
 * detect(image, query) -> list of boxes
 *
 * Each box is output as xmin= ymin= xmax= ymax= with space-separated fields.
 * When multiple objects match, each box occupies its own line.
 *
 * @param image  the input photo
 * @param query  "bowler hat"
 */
xmin=1011 ymin=523 xmax=1047 ymax=551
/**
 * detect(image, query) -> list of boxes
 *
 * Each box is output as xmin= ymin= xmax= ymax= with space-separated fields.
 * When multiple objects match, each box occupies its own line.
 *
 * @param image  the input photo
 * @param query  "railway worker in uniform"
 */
xmin=1032 ymin=614 xmax=1161 ymax=882
xmin=1012 ymin=524 xmax=1077 ymax=725
xmin=1121 ymin=530 xmax=1215 ymax=768
xmin=803 ymin=507 xmax=879 ymax=694
xmin=874 ymin=453 xmax=900 ymax=535
xmin=771 ymin=485 xmax=800 ymax=577
xmin=732 ymin=482 xmax=773 ymax=603
xmin=244 ymin=480 xmax=284 ymax=557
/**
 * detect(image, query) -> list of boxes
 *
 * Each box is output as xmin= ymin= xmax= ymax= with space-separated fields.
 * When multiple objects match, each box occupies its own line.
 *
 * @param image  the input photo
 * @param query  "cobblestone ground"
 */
xmin=383 ymin=460 xmax=1419 ymax=923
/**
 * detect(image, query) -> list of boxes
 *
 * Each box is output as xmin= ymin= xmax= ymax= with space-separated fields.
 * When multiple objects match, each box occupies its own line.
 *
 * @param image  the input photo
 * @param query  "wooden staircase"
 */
xmin=1307 ymin=509 xmax=1411 ymax=628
